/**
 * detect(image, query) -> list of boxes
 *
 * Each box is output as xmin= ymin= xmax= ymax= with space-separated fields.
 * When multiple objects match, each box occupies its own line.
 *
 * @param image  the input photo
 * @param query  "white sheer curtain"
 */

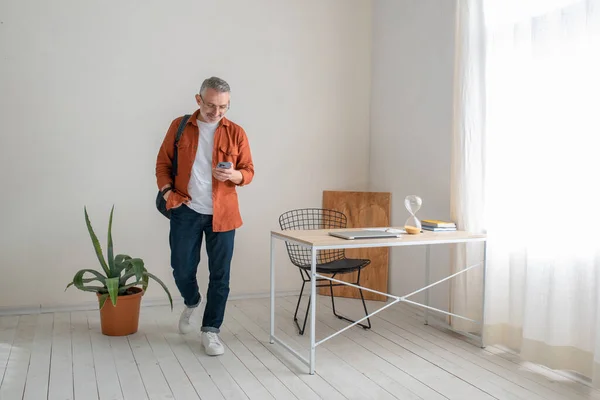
xmin=452 ymin=0 xmax=600 ymax=384
xmin=449 ymin=0 xmax=486 ymax=335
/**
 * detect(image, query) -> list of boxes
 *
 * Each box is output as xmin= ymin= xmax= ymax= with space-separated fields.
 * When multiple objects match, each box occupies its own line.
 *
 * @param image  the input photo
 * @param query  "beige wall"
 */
xmin=369 ymin=0 xmax=457 ymax=309
xmin=0 ymin=0 xmax=372 ymax=310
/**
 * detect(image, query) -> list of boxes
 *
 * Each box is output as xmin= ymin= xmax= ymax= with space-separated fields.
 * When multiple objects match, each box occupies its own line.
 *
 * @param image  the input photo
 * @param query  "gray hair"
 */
xmin=199 ymin=76 xmax=231 ymax=96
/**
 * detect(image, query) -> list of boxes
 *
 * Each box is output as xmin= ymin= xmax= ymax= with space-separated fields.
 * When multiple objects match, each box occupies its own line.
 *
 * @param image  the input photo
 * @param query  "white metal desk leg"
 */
xmin=480 ymin=241 xmax=487 ymax=348
xmin=270 ymin=235 xmax=275 ymax=344
xmin=424 ymin=245 xmax=431 ymax=325
xmin=309 ymin=246 xmax=317 ymax=375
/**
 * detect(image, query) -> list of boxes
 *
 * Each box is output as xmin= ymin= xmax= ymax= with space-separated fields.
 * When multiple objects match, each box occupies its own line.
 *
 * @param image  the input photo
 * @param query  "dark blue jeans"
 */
xmin=169 ymin=205 xmax=235 ymax=333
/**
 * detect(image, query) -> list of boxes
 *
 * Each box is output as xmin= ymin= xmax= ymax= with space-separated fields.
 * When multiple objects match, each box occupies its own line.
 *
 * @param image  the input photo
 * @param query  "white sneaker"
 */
xmin=201 ymin=332 xmax=225 ymax=356
xmin=178 ymin=295 xmax=202 ymax=334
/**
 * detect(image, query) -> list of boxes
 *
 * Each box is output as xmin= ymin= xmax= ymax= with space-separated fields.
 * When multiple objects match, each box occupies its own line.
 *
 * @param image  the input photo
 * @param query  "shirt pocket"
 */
xmin=176 ymin=139 xmax=193 ymax=150
xmin=219 ymin=145 xmax=239 ymax=165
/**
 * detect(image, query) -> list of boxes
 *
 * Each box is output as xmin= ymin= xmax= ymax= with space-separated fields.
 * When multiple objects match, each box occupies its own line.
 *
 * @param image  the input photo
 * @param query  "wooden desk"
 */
xmin=269 ymin=228 xmax=487 ymax=374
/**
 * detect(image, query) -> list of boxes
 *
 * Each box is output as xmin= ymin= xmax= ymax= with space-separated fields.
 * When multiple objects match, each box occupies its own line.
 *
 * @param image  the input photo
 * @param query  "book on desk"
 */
xmin=422 ymin=219 xmax=457 ymax=232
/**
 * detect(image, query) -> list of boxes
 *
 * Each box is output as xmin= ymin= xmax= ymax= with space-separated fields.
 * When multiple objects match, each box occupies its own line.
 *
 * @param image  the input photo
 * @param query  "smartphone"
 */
xmin=217 ymin=161 xmax=232 ymax=169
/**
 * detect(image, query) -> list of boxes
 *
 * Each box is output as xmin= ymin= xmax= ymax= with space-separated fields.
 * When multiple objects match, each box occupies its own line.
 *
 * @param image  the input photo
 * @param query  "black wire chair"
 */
xmin=278 ymin=208 xmax=372 ymax=335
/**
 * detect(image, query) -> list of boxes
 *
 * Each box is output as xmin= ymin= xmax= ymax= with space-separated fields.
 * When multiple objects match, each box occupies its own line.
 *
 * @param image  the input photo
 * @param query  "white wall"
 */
xmin=369 ymin=0 xmax=457 ymax=308
xmin=0 ymin=0 xmax=372 ymax=310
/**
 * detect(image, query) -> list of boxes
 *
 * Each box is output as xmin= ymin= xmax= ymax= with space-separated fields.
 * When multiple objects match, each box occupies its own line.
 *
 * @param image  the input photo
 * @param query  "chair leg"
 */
xmin=357 ymin=269 xmax=372 ymax=329
xmin=294 ymin=279 xmax=306 ymax=334
xmin=299 ymin=295 xmax=311 ymax=335
xmin=358 ymin=291 xmax=372 ymax=330
xmin=329 ymin=274 xmax=339 ymax=315
xmin=330 ymin=270 xmax=371 ymax=330
xmin=295 ymin=269 xmax=311 ymax=335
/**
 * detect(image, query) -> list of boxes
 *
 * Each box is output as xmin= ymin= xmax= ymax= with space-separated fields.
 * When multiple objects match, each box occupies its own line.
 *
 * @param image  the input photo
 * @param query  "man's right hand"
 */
xmin=162 ymin=187 xmax=190 ymax=209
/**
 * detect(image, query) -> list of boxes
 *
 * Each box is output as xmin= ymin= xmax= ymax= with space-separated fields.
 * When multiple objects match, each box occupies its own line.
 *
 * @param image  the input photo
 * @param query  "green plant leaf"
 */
xmin=73 ymin=269 xmax=106 ymax=281
xmin=71 ymin=269 xmax=107 ymax=293
xmin=119 ymin=259 xmax=135 ymax=276
xmin=114 ymin=254 xmax=132 ymax=276
xmin=142 ymin=273 xmax=149 ymax=293
xmin=119 ymin=281 xmax=142 ymax=293
xmin=84 ymin=206 xmax=110 ymax=277
xmin=71 ymin=285 xmax=106 ymax=293
xmin=145 ymin=272 xmax=173 ymax=310
xmin=129 ymin=258 xmax=145 ymax=282
xmin=119 ymin=272 xmax=135 ymax=286
xmin=114 ymin=254 xmax=131 ymax=266
xmin=65 ymin=277 xmax=99 ymax=291
xmin=119 ymin=258 xmax=146 ymax=286
xmin=107 ymin=205 xmax=115 ymax=277
xmin=98 ymin=293 xmax=109 ymax=310
xmin=105 ymin=277 xmax=120 ymax=306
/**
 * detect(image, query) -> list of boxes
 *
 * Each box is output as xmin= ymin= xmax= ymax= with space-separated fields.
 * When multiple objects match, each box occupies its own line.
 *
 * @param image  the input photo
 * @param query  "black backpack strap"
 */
xmin=171 ymin=114 xmax=191 ymax=180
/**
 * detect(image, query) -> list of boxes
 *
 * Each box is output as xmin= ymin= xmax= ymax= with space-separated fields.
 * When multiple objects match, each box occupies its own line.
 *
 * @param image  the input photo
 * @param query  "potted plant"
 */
xmin=66 ymin=206 xmax=173 ymax=336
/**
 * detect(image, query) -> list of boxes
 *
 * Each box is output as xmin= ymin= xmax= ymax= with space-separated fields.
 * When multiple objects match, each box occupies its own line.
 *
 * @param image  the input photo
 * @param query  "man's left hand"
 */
xmin=213 ymin=166 xmax=243 ymax=184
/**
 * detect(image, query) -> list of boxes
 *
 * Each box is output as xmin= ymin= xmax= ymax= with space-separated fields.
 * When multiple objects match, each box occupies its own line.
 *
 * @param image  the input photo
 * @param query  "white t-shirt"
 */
xmin=187 ymin=120 xmax=218 ymax=215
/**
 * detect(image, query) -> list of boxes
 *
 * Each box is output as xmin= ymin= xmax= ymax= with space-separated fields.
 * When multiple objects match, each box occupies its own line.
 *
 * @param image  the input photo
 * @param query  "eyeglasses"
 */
xmin=199 ymin=95 xmax=229 ymax=112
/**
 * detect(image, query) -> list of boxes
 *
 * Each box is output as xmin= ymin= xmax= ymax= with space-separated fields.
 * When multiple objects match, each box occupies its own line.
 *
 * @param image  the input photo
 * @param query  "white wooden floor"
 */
xmin=1 ymin=296 xmax=600 ymax=400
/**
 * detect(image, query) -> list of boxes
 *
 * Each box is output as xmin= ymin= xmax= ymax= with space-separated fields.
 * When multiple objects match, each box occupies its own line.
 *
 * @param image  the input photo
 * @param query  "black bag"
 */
xmin=156 ymin=114 xmax=191 ymax=219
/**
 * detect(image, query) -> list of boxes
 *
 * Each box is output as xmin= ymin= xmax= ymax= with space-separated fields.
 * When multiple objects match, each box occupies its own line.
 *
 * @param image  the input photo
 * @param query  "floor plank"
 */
xmin=227 ymin=305 xmax=344 ymax=400
xmin=231 ymin=300 xmax=399 ymax=400
xmin=253 ymin=297 xmax=448 ymax=400
xmin=154 ymin=308 xmax=226 ymax=400
xmin=126 ymin=315 xmax=174 ymax=400
xmin=368 ymin=297 xmax=599 ymax=400
xmin=22 ymin=313 xmax=53 ymax=400
xmin=304 ymin=296 xmax=540 ymax=400
xmin=71 ymin=311 xmax=99 ymax=400
xmin=139 ymin=310 xmax=200 ymax=400
xmin=220 ymin=322 xmax=293 ymax=399
xmin=174 ymin=305 xmax=249 ymax=400
xmin=0 ymin=315 xmax=36 ymax=400
xmin=272 ymin=297 xmax=448 ymax=400
xmin=109 ymin=334 xmax=148 ymax=400
xmin=48 ymin=312 xmax=74 ymax=400
xmin=87 ymin=310 xmax=124 ymax=400
xmin=225 ymin=311 xmax=332 ymax=400
xmin=0 ymin=316 xmax=19 ymax=390
xmin=2 ymin=297 xmax=600 ymax=400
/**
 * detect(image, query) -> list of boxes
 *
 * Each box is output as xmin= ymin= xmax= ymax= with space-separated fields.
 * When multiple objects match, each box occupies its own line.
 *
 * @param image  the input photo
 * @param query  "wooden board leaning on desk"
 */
xmin=322 ymin=190 xmax=391 ymax=301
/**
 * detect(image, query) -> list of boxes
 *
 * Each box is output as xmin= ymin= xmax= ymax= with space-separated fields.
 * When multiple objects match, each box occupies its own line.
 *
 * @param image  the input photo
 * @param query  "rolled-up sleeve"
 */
xmin=155 ymin=119 xmax=178 ymax=190
xmin=235 ymin=128 xmax=254 ymax=186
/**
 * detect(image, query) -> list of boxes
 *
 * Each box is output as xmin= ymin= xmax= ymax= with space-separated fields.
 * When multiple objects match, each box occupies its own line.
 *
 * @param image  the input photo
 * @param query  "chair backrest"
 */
xmin=278 ymin=208 xmax=346 ymax=267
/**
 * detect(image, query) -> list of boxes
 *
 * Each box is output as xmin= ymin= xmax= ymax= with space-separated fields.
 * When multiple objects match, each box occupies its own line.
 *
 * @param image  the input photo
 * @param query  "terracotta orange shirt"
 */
xmin=155 ymin=109 xmax=254 ymax=232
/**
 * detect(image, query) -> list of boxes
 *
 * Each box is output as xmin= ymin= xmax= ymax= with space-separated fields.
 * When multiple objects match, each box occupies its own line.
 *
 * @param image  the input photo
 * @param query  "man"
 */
xmin=155 ymin=76 xmax=254 ymax=356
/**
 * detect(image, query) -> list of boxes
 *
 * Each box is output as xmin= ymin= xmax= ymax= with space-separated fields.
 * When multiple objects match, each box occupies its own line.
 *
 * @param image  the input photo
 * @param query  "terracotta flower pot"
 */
xmin=97 ymin=287 xmax=144 ymax=336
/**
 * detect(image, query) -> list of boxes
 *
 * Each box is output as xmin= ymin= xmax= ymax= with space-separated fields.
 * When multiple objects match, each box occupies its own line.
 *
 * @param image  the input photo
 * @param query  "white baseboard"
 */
xmin=0 ymin=290 xmax=300 ymax=316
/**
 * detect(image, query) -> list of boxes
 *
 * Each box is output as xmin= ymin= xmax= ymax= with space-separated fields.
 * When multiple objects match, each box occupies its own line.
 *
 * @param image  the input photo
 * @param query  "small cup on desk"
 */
xmin=404 ymin=225 xmax=421 ymax=235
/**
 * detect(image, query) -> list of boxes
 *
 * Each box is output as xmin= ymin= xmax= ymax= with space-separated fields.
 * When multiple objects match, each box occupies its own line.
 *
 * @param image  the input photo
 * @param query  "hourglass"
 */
xmin=404 ymin=195 xmax=422 ymax=234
